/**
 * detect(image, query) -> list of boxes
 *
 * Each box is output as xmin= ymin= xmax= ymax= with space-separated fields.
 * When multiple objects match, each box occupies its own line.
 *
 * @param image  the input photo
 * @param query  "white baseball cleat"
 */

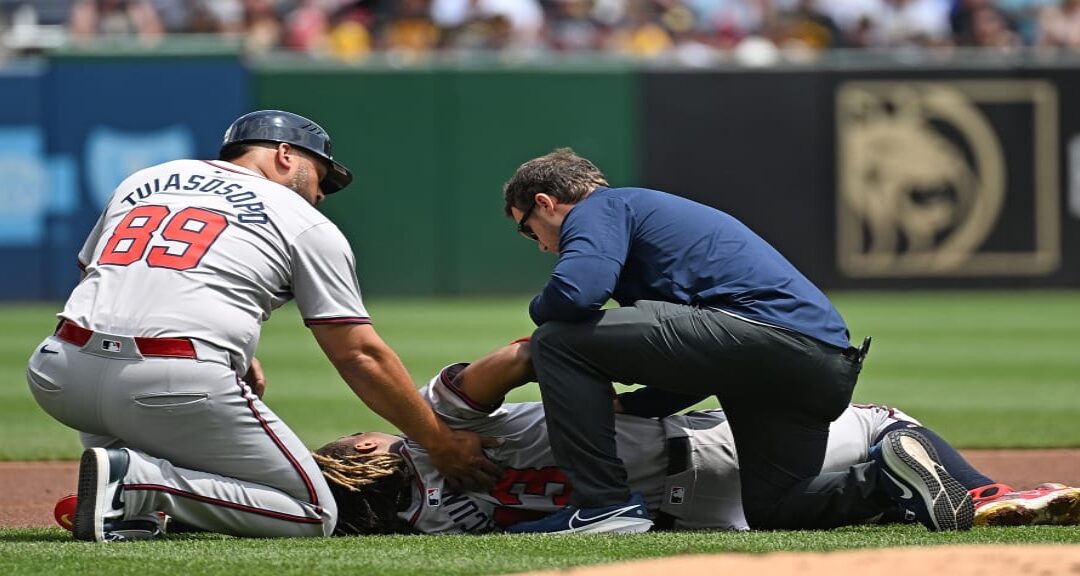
xmin=74 ymin=448 xmax=131 ymax=542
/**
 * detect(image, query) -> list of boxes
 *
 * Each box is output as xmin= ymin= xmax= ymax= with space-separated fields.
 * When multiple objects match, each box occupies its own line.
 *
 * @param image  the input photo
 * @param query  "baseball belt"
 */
xmin=653 ymin=436 xmax=693 ymax=530
xmin=55 ymin=319 xmax=198 ymax=359
xmin=666 ymin=436 xmax=691 ymax=475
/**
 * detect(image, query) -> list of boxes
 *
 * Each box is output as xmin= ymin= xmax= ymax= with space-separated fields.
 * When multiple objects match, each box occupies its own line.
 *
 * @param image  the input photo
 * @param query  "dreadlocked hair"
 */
xmin=313 ymin=449 xmax=414 ymax=536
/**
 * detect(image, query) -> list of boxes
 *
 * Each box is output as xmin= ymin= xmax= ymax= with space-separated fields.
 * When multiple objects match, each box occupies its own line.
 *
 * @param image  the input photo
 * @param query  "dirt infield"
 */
xmin=521 ymin=546 xmax=1080 ymax=576
xmin=3 ymin=449 xmax=1079 ymax=529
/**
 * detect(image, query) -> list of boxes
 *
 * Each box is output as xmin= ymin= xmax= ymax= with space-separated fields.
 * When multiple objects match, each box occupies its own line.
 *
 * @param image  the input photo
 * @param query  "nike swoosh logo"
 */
xmin=59 ymin=513 xmax=73 ymax=529
xmin=40 ymin=345 xmax=59 ymax=355
xmin=568 ymin=504 xmax=639 ymax=530
xmin=882 ymin=469 xmax=914 ymax=500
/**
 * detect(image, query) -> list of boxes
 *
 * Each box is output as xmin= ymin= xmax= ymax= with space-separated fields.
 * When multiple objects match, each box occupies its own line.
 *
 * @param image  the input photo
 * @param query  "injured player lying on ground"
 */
xmin=52 ymin=340 xmax=1080 ymax=537
xmin=314 ymin=340 xmax=1080 ymax=536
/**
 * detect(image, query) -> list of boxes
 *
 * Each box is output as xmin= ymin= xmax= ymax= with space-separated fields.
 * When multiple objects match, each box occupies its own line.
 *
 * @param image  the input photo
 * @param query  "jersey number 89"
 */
xmin=98 ymin=205 xmax=229 ymax=271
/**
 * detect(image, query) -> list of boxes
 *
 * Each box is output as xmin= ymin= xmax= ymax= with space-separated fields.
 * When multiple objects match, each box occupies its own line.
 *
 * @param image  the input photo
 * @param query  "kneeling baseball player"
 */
xmin=56 ymin=340 xmax=1080 ymax=537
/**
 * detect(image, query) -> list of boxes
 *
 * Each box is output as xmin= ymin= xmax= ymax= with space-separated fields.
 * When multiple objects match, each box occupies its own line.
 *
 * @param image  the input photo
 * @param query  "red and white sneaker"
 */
xmin=972 ymin=482 xmax=1080 ymax=527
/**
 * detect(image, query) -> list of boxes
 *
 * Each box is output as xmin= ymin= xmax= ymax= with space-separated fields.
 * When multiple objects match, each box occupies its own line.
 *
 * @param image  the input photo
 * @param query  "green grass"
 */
xmin=839 ymin=291 xmax=1080 ymax=447
xmin=3 ymin=291 xmax=1079 ymax=459
xmin=2 ymin=292 xmax=1080 ymax=575
xmin=2 ymin=525 xmax=1080 ymax=576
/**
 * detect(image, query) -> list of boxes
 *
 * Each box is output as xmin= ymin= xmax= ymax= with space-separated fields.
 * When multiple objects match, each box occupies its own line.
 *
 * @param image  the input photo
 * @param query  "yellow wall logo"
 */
xmin=836 ymin=80 xmax=1060 ymax=277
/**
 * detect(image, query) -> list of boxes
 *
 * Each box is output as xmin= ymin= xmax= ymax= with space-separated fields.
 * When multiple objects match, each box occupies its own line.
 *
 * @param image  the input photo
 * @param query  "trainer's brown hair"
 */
xmin=502 ymin=148 xmax=608 ymax=217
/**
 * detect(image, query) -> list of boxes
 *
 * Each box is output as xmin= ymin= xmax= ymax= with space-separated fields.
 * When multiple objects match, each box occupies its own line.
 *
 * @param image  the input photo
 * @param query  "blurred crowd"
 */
xmin=1 ymin=0 xmax=1079 ymax=62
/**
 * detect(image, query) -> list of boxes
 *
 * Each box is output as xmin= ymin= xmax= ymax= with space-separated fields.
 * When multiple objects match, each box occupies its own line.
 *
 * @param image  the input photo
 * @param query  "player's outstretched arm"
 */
xmin=310 ymin=323 xmax=500 ymax=491
xmin=450 ymin=340 xmax=536 ymax=408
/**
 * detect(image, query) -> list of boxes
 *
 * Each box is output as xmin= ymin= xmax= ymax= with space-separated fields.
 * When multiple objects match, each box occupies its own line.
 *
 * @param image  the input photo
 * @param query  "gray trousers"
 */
xmin=531 ymin=300 xmax=882 ymax=529
xmin=27 ymin=332 xmax=336 ymax=537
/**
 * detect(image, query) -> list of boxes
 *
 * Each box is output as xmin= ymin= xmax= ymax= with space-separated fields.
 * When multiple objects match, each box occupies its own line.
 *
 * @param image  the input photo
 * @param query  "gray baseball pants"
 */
xmin=531 ymin=300 xmax=883 ymax=529
xmin=27 ymin=329 xmax=336 ymax=537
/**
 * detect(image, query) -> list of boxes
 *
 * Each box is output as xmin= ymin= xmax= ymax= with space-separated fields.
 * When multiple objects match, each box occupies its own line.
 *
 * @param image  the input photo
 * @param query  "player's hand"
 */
xmin=428 ymin=429 xmax=502 ymax=492
xmin=244 ymin=357 xmax=267 ymax=399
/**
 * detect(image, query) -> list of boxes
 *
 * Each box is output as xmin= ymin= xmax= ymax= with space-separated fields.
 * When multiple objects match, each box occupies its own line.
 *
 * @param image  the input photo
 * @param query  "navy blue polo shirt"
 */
xmin=529 ymin=187 xmax=851 ymax=349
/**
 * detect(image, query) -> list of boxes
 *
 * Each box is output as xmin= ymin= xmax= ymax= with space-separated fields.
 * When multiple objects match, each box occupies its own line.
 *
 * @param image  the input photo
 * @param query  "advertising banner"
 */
xmin=0 ymin=57 xmax=248 ymax=299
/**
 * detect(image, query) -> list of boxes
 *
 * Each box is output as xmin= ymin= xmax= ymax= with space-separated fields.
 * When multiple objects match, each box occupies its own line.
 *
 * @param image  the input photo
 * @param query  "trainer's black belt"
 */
xmin=842 ymin=336 xmax=872 ymax=365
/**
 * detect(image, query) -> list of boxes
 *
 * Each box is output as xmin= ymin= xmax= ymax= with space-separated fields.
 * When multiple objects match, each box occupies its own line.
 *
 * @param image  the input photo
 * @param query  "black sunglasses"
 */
xmin=517 ymin=203 xmax=538 ymax=241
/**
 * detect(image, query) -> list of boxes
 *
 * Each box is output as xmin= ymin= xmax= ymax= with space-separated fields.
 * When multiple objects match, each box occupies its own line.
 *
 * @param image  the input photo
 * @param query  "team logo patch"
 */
xmin=426 ymin=488 xmax=441 ymax=507
xmin=101 ymin=340 xmax=123 ymax=353
xmin=669 ymin=486 xmax=685 ymax=505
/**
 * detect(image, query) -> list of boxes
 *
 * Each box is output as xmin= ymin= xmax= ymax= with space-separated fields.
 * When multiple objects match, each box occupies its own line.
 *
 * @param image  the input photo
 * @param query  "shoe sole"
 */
xmin=554 ymin=518 xmax=654 ymax=535
xmin=975 ymin=488 xmax=1080 ymax=527
xmin=73 ymin=448 xmax=108 ymax=542
xmin=881 ymin=431 xmax=974 ymax=531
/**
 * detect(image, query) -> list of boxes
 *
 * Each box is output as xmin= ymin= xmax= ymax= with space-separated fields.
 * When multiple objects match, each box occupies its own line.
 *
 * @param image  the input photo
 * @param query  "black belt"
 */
xmin=654 ymin=436 xmax=693 ymax=531
xmin=666 ymin=436 xmax=691 ymax=475
xmin=842 ymin=336 xmax=872 ymax=365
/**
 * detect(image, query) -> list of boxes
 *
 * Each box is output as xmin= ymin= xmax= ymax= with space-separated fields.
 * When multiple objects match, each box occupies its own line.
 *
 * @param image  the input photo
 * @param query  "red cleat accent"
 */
xmin=973 ymin=483 xmax=1080 ymax=527
xmin=54 ymin=494 xmax=78 ymax=532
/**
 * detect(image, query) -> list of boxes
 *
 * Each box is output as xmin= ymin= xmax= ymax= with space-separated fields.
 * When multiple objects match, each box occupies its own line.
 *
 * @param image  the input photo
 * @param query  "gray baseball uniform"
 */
xmin=27 ymin=159 xmax=368 ymax=537
xmin=397 ymin=365 xmax=919 ymax=534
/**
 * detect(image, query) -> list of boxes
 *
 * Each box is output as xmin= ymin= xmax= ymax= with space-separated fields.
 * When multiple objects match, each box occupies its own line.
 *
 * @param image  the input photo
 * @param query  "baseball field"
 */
xmin=2 ymin=292 xmax=1079 ymax=575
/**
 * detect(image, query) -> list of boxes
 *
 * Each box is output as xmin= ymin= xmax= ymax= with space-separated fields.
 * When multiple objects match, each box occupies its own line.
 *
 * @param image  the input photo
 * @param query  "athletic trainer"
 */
xmin=500 ymin=148 xmax=973 ymax=533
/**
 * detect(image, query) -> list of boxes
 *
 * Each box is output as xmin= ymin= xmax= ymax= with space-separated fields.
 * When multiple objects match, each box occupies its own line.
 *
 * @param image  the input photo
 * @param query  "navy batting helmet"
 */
xmin=220 ymin=110 xmax=354 ymax=194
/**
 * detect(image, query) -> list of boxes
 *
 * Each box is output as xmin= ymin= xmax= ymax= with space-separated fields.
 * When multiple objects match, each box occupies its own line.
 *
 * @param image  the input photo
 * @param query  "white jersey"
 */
xmin=399 ymin=365 xmax=920 ymax=534
xmin=62 ymin=159 xmax=368 ymax=373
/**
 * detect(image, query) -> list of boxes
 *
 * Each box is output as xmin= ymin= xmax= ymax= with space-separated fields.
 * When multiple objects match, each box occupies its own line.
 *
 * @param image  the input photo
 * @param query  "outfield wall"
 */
xmin=643 ymin=67 xmax=1080 ymax=289
xmin=1 ymin=54 xmax=1077 ymax=299
xmin=253 ymin=64 xmax=639 ymax=296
